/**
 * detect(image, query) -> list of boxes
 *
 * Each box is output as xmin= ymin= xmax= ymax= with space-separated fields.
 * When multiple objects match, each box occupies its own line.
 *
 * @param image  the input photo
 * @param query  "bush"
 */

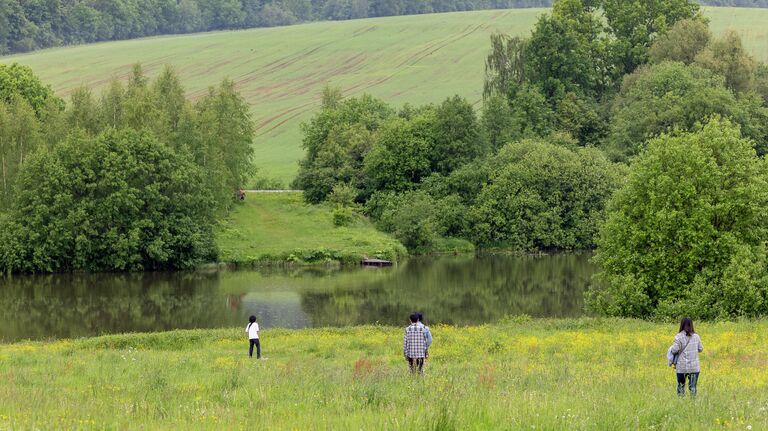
xmin=590 ymin=118 xmax=768 ymax=319
xmin=332 ymin=206 xmax=356 ymax=227
xmin=328 ymin=183 xmax=358 ymax=207
xmin=0 ymin=129 xmax=218 ymax=273
xmin=470 ymin=138 xmax=624 ymax=250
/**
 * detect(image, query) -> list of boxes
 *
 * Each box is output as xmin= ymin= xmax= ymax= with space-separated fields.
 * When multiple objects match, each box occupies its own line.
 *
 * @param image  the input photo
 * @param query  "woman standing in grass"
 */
xmin=669 ymin=317 xmax=703 ymax=398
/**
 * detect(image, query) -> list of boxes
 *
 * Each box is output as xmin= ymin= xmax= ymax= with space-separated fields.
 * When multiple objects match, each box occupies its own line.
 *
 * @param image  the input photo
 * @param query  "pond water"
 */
xmin=0 ymin=253 xmax=597 ymax=342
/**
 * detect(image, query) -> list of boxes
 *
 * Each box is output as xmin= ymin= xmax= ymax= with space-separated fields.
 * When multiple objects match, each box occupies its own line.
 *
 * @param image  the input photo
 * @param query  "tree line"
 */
xmin=0 ymin=63 xmax=255 ymax=273
xmin=0 ymin=0 xmax=552 ymax=55
xmin=0 ymin=0 xmax=763 ymax=55
xmin=296 ymin=0 xmax=768 ymax=319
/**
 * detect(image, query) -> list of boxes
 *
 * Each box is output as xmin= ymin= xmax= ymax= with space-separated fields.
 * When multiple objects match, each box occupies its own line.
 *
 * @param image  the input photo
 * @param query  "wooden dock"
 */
xmin=361 ymin=259 xmax=393 ymax=267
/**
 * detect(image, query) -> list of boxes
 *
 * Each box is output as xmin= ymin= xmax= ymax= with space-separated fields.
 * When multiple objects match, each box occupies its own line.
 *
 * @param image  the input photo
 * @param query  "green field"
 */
xmin=1 ymin=319 xmax=766 ymax=429
xmin=216 ymin=192 xmax=406 ymax=264
xmin=3 ymin=8 xmax=766 ymax=185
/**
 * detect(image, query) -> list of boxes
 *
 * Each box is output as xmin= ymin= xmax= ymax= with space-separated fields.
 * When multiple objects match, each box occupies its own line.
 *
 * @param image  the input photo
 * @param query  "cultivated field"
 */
xmin=1 ymin=319 xmax=767 ymax=429
xmin=2 ymin=8 xmax=767 ymax=184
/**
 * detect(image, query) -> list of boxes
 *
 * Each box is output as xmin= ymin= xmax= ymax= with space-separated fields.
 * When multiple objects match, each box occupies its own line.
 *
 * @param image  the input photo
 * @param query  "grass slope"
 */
xmin=1 ymin=319 xmax=767 ymax=429
xmin=216 ymin=192 xmax=406 ymax=264
xmin=3 ymin=8 xmax=767 ymax=184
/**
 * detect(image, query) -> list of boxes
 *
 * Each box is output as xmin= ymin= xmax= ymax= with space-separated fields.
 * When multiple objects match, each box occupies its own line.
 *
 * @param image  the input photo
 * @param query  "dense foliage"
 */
xmin=0 ymin=64 xmax=255 ymax=273
xmin=470 ymin=140 xmax=624 ymax=249
xmin=590 ymin=119 xmax=768 ymax=319
xmin=0 ymin=129 xmax=217 ymax=272
xmin=605 ymin=61 xmax=768 ymax=161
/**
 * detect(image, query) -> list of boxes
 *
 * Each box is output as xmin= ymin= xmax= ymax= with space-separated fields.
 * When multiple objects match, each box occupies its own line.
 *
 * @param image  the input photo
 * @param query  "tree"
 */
xmin=0 ymin=63 xmax=63 ymax=117
xmin=481 ymin=94 xmax=516 ymax=151
xmin=507 ymin=83 xmax=556 ymax=139
xmin=0 ymin=129 xmax=218 ymax=273
xmin=195 ymin=79 xmax=255 ymax=201
xmin=590 ymin=118 xmax=768 ymax=319
xmin=757 ymin=63 xmax=768 ymax=105
xmin=0 ymin=95 xmax=42 ymax=208
xmin=525 ymin=13 xmax=602 ymax=99
xmin=429 ymin=95 xmax=485 ymax=174
xmin=553 ymin=91 xmax=605 ymax=145
xmin=483 ymin=33 xmax=527 ymax=99
xmin=602 ymin=0 xmax=700 ymax=76
xmin=606 ymin=61 xmax=768 ymax=161
xmin=469 ymin=138 xmax=623 ymax=250
xmin=67 ymin=86 xmax=101 ymax=134
xmin=648 ymin=18 xmax=711 ymax=65
xmin=363 ymin=116 xmax=432 ymax=194
xmin=294 ymin=91 xmax=394 ymax=203
xmin=695 ymin=30 xmax=757 ymax=94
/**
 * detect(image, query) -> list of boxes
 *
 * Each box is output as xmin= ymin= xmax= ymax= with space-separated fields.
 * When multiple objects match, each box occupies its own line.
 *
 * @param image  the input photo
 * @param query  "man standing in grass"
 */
xmin=416 ymin=312 xmax=433 ymax=356
xmin=403 ymin=313 xmax=428 ymax=374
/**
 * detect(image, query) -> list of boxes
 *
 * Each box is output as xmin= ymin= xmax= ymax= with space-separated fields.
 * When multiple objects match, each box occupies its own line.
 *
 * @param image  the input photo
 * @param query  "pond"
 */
xmin=0 ymin=253 xmax=597 ymax=342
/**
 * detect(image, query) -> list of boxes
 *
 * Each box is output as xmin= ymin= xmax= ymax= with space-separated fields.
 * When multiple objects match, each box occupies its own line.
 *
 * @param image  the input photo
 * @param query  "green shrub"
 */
xmin=591 ymin=118 xmax=768 ymax=318
xmin=332 ymin=206 xmax=356 ymax=227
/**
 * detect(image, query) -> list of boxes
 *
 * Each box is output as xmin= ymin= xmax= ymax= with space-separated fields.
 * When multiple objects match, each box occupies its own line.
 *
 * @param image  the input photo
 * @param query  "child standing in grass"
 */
xmin=246 ymin=315 xmax=261 ymax=359
xmin=403 ymin=313 xmax=428 ymax=374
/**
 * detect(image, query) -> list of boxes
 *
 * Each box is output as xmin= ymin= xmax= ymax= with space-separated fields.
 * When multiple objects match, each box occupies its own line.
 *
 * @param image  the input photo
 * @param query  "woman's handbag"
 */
xmin=670 ymin=336 xmax=692 ymax=368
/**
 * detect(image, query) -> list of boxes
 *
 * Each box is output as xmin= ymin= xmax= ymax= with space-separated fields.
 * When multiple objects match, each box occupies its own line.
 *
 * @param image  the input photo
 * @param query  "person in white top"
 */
xmin=246 ymin=315 xmax=261 ymax=359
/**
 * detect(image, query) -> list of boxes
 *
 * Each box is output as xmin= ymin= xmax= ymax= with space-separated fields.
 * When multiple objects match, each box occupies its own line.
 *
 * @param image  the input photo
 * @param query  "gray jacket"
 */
xmin=670 ymin=331 xmax=703 ymax=374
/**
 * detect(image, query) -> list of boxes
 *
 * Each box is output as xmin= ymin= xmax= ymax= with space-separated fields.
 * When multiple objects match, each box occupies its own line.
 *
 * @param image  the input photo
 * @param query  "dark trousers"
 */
xmin=249 ymin=338 xmax=261 ymax=358
xmin=677 ymin=372 xmax=699 ymax=397
xmin=407 ymin=357 xmax=424 ymax=374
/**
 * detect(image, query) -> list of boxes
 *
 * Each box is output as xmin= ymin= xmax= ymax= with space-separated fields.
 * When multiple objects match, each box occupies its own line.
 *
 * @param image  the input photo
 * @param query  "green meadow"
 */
xmin=216 ymin=192 xmax=407 ymax=265
xmin=1 ymin=319 xmax=767 ymax=430
xmin=3 ymin=8 xmax=767 ymax=184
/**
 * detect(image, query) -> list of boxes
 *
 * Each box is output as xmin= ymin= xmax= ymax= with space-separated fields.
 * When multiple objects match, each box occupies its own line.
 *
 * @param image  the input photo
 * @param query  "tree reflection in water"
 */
xmin=299 ymin=253 xmax=596 ymax=326
xmin=0 ymin=254 xmax=596 ymax=342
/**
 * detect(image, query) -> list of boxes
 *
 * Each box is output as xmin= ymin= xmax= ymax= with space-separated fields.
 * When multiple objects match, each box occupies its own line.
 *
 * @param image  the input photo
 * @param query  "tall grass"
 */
xmin=2 ymin=319 xmax=767 ymax=429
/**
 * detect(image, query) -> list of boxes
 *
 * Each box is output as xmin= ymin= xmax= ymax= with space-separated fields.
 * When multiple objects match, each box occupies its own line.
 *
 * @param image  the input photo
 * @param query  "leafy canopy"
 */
xmin=0 ymin=129 xmax=218 ymax=273
xmin=591 ymin=118 xmax=768 ymax=319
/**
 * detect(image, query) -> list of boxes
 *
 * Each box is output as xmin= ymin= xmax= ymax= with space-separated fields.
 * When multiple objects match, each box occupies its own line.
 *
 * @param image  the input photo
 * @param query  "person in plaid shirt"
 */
xmin=403 ymin=313 xmax=428 ymax=374
xmin=669 ymin=317 xmax=704 ymax=398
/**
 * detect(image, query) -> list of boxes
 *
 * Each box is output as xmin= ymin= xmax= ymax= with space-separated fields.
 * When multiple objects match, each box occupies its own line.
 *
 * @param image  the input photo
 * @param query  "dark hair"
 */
xmin=409 ymin=313 xmax=419 ymax=323
xmin=249 ymin=315 xmax=256 ymax=323
xmin=416 ymin=312 xmax=424 ymax=323
xmin=679 ymin=317 xmax=694 ymax=336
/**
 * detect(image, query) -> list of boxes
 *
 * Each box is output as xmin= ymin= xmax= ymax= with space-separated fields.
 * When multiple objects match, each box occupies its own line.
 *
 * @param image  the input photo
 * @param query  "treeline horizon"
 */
xmin=0 ymin=0 xmax=764 ymax=56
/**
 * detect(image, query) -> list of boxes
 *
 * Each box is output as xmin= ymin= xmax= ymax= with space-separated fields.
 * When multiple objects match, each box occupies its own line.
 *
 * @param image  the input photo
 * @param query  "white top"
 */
xmin=246 ymin=322 xmax=259 ymax=339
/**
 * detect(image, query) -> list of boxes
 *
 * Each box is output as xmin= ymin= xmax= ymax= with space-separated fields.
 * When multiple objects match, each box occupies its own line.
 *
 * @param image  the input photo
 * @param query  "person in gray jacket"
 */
xmin=669 ymin=317 xmax=704 ymax=397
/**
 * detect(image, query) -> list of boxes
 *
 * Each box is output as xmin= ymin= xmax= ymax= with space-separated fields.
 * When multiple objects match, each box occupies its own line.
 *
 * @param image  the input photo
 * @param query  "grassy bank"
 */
xmin=3 ymin=8 xmax=766 ymax=184
xmin=215 ymin=192 xmax=407 ymax=265
xmin=1 ymin=319 xmax=767 ymax=429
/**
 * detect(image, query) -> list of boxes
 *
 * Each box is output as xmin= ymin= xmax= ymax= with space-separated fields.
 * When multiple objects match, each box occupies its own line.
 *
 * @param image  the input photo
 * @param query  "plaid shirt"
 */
xmin=403 ymin=323 xmax=428 ymax=359
xmin=670 ymin=332 xmax=703 ymax=374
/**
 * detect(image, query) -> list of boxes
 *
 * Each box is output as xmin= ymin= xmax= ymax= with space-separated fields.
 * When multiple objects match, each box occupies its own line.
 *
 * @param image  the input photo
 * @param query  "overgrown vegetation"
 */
xmin=590 ymin=119 xmax=768 ymax=319
xmin=2 ymin=320 xmax=768 ymax=429
xmin=0 ymin=64 xmax=254 ymax=272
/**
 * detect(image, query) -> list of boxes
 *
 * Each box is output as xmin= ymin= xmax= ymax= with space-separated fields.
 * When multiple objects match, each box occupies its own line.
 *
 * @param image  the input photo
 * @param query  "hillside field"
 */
xmin=3 ymin=8 xmax=768 ymax=184
xmin=1 ymin=319 xmax=767 ymax=429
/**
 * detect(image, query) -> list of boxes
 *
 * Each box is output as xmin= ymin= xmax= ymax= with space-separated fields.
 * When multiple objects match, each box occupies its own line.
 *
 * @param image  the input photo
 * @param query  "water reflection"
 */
xmin=0 ymin=254 xmax=596 ymax=342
